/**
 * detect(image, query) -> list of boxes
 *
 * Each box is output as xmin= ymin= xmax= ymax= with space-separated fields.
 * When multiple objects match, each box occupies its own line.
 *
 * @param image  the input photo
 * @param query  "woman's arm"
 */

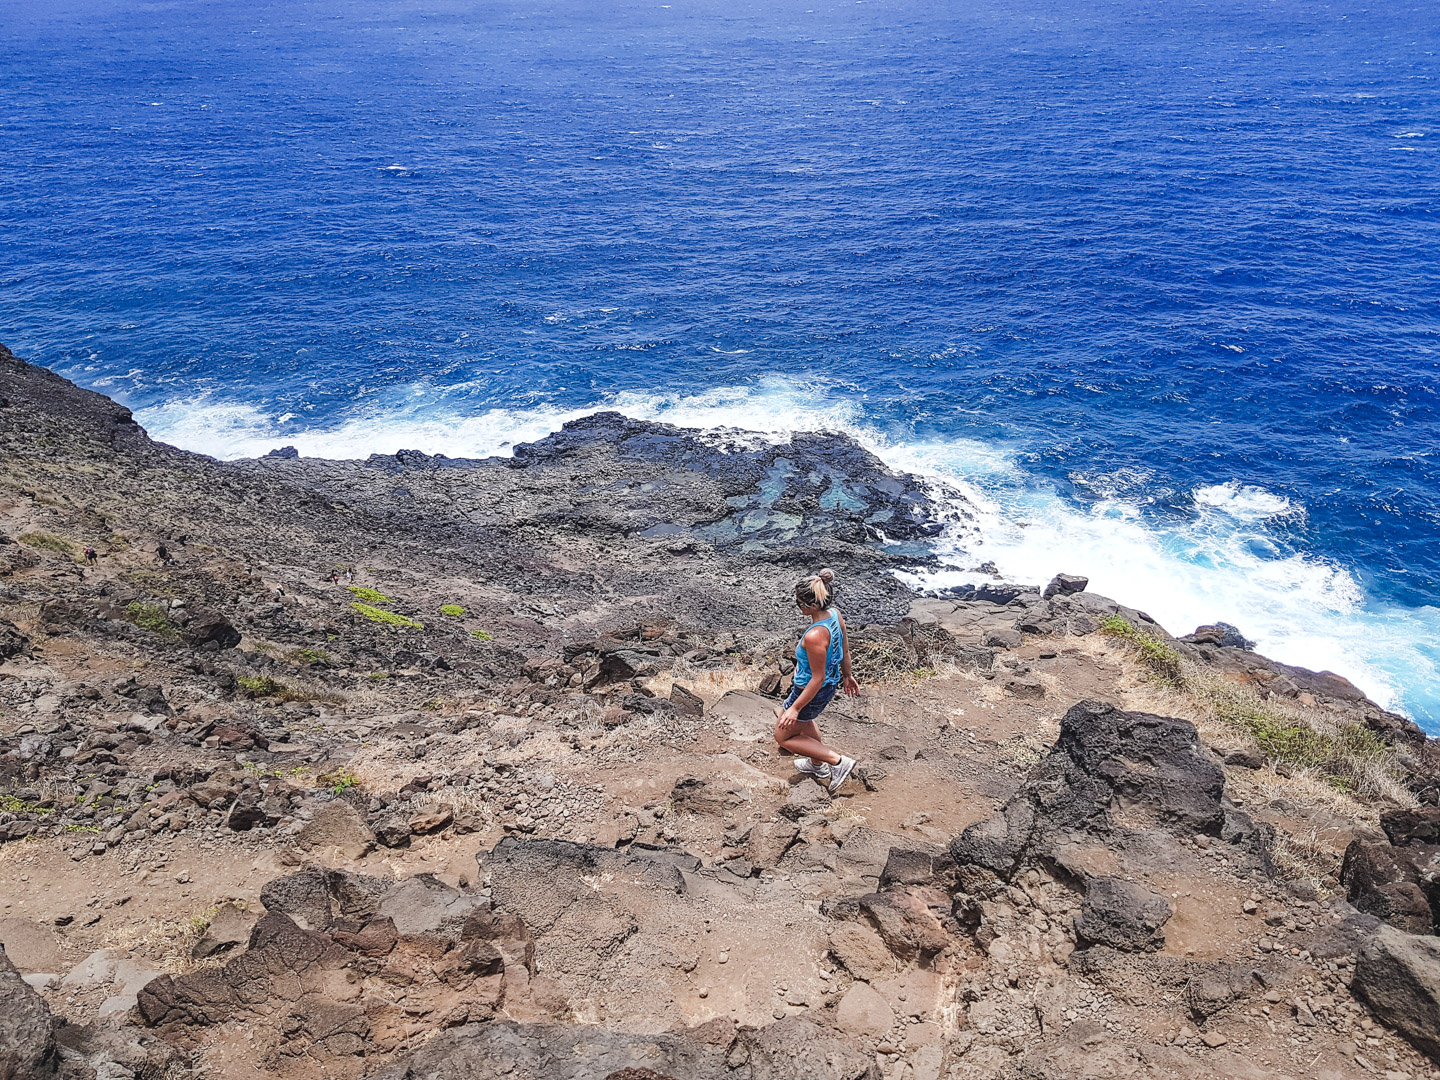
xmin=838 ymin=610 xmax=859 ymax=696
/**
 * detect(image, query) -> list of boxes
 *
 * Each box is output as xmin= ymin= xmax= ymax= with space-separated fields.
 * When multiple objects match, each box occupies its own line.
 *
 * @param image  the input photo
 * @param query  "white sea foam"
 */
xmin=134 ymin=380 xmax=1439 ymax=727
xmin=1192 ymin=481 xmax=1301 ymax=521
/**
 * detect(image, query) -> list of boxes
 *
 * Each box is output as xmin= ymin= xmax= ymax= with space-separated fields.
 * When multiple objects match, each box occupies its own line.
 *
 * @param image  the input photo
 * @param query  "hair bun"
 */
xmin=818 ymin=568 xmax=836 ymax=584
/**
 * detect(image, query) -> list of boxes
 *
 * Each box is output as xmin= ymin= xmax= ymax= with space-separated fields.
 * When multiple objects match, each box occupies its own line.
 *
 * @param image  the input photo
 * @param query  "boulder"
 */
xmin=1342 ymin=839 xmax=1440 ymax=935
xmin=409 ymin=806 xmax=455 ymax=836
xmin=949 ymin=699 xmax=1242 ymax=899
xmin=0 ymin=947 xmax=56 ymax=1079
xmin=1353 ymin=923 xmax=1440 ymax=1061
xmin=857 ymin=888 xmax=952 ymax=960
xmin=1057 ymin=700 xmax=1225 ymax=833
xmin=379 ymin=874 xmax=489 ymax=936
xmin=374 ymin=816 xmax=412 ymax=848
xmin=191 ymin=903 xmax=255 ymax=960
xmin=746 ymin=820 xmax=799 ymax=868
xmin=1383 ymin=807 xmax=1440 ymax=847
xmin=259 ymin=867 xmax=391 ymax=932
xmin=780 ymin=780 xmax=830 ymax=821
xmin=1181 ymin=623 xmax=1253 ymax=649
xmin=186 ymin=611 xmax=241 ymax=650
xmin=297 ymin=801 xmax=377 ymax=860
xmin=1042 ymin=574 xmax=1089 ymax=599
xmin=834 ymin=980 xmax=895 ymax=1038
xmin=827 ymin=921 xmax=894 ymax=981
xmin=1075 ymin=880 xmax=1172 ymax=953
xmin=0 ymin=620 xmax=29 ymax=661
xmin=879 ymin=847 xmax=953 ymax=889
xmin=1074 ymin=877 xmax=1172 ymax=953
xmin=669 ymin=683 xmax=704 ymax=719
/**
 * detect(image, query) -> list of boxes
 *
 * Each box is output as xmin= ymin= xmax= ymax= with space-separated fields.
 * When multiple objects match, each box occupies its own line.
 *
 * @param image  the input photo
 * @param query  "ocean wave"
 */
xmin=134 ymin=380 xmax=1439 ymax=728
xmin=1192 ymin=481 xmax=1302 ymax=522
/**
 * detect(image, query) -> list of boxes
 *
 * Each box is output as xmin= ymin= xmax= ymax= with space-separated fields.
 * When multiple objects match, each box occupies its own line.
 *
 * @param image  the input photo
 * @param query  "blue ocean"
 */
xmin=1 ymin=0 xmax=1437 ymax=726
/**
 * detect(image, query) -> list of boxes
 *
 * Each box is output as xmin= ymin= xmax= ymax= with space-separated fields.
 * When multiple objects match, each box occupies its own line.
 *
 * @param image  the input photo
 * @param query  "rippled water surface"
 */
xmin=1 ymin=0 xmax=1438 ymax=723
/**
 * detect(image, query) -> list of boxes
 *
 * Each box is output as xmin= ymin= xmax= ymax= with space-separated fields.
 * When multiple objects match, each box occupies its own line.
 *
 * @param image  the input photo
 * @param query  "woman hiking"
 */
xmin=775 ymin=569 xmax=860 ymax=792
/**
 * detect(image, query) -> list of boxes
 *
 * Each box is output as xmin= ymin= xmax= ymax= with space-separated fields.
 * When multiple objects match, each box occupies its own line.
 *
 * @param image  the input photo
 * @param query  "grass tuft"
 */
xmin=352 ymin=602 xmax=423 ymax=629
xmin=17 ymin=531 xmax=74 ymax=554
xmin=469 ymin=628 xmax=493 ymax=641
xmin=237 ymin=674 xmax=286 ymax=698
xmin=125 ymin=601 xmax=178 ymax=638
xmin=1100 ymin=614 xmax=1183 ymax=682
xmin=1199 ymin=677 xmax=1403 ymax=798
xmin=320 ymin=769 xmax=360 ymax=796
xmin=440 ymin=604 xmax=466 ymax=617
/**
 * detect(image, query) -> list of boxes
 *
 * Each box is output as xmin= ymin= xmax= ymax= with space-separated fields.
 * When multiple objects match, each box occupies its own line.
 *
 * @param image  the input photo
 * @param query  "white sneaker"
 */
xmin=795 ymin=757 xmax=832 ymax=780
xmin=828 ymin=756 xmax=857 ymax=793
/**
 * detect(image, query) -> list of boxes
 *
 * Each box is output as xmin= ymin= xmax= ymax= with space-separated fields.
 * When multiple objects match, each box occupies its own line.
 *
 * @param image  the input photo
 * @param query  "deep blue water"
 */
xmin=2 ymin=0 xmax=1438 ymax=725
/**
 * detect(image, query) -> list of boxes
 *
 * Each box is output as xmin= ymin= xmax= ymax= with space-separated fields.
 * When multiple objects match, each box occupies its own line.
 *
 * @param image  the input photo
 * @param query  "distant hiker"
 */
xmin=775 ymin=568 xmax=860 ymax=792
xmin=330 ymin=572 xmax=340 ymax=584
xmin=156 ymin=543 xmax=169 ymax=563
xmin=84 ymin=546 xmax=97 ymax=564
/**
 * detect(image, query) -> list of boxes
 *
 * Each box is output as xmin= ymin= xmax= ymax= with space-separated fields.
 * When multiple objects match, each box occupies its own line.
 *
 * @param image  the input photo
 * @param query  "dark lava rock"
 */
xmin=1056 ymin=700 xmax=1228 ymax=834
xmin=186 ymin=610 xmax=242 ymax=650
xmin=0 ymin=619 xmax=29 ymax=661
xmin=260 ymin=866 xmax=391 ymax=931
xmin=1181 ymin=622 xmax=1254 ymax=649
xmin=0 ymin=946 xmax=57 ymax=1079
xmin=1342 ymin=837 xmax=1440 ymax=935
xmin=1073 ymin=876 xmax=1173 ymax=952
xmin=1222 ymin=749 xmax=1264 ymax=770
xmin=1042 ymin=573 xmax=1089 ymax=599
xmin=1353 ymin=923 xmax=1440 ymax=1062
xmin=509 ymin=411 xmax=956 ymax=546
xmin=669 ymin=683 xmax=704 ymax=719
xmin=138 ymin=912 xmax=350 ymax=1030
xmin=949 ymin=700 xmax=1267 ymax=945
xmin=1383 ymin=807 xmax=1440 ymax=847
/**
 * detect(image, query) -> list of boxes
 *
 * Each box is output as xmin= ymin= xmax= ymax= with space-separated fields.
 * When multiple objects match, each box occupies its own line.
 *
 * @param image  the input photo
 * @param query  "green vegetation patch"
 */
xmin=440 ymin=604 xmax=466 ymax=617
xmin=320 ymin=769 xmax=360 ymax=796
xmin=1204 ymin=682 xmax=1397 ymax=794
xmin=17 ymin=531 xmax=74 ymax=554
xmin=237 ymin=674 xmax=286 ymax=698
xmin=469 ymin=628 xmax=493 ymax=642
xmin=289 ymin=646 xmax=331 ymax=665
xmin=352 ymin=602 xmax=423 ymax=629
xmin=124 ymin=601 xmax=177 ymax=638
xmin=1100 ymin=614 xmax=1183 ymax=682
xmin=0 ymin=794 xmax=52 ymax=815
xmin=347 ymin=586 xmax=392 ymax=604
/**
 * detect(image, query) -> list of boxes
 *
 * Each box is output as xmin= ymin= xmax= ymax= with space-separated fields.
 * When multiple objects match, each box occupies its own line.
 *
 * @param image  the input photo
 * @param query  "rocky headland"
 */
xmin=3 ymin=341 xmax=1440 ymax=1080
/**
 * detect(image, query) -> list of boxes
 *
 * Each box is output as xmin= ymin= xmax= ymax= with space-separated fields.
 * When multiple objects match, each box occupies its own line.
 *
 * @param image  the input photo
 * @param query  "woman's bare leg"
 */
xmin=775 ymin=720 xmax=841 ymax=766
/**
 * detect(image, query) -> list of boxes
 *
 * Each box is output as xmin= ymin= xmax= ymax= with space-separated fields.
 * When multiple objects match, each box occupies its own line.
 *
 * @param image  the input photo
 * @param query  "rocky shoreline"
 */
xmin=4 ymin=341 xmax=1440 ymax=1080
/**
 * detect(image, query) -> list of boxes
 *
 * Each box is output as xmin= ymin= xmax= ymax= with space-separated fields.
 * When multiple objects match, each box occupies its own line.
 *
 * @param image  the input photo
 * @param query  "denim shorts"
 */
xmin=783 ymin=682 xmax=837 ymax=724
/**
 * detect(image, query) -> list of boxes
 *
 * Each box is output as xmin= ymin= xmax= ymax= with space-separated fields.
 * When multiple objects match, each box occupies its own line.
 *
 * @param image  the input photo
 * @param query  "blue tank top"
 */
xmin=794 ymin=608 xmax=844 ymax=689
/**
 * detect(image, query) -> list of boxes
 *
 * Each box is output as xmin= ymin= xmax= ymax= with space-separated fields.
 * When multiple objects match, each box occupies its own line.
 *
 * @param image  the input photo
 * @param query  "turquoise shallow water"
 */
xmin=1 ymin=0 xmax=1437 ymax=724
